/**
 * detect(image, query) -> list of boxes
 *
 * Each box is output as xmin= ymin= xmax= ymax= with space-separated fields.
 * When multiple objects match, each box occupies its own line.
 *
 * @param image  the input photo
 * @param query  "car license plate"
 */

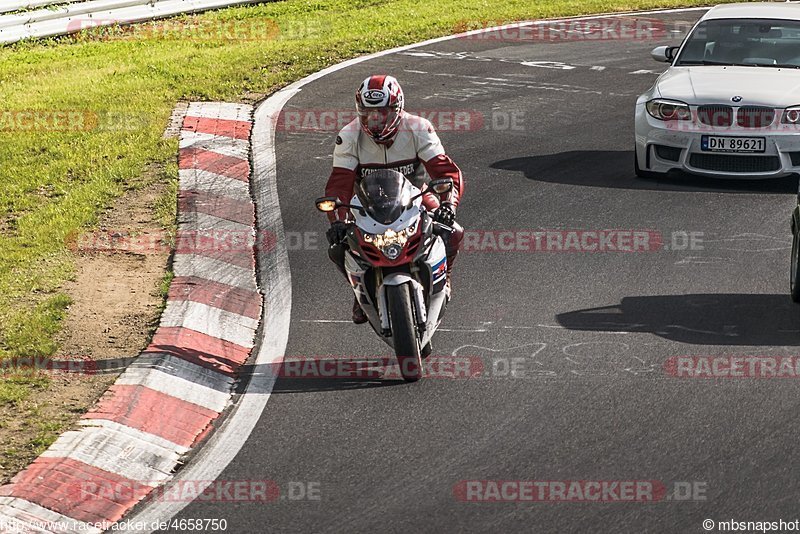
xmin=701 ymin=135 xmax=766 ymax=153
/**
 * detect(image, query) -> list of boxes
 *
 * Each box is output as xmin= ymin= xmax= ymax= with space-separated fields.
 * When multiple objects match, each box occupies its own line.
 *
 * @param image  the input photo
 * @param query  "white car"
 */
xmin=635 ymin=2 xmax=800 ymax=179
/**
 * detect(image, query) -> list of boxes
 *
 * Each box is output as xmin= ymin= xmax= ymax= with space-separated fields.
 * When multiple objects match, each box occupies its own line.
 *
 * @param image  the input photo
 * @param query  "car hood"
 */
xmin=656 ymin=66 xmax=800 ymax=107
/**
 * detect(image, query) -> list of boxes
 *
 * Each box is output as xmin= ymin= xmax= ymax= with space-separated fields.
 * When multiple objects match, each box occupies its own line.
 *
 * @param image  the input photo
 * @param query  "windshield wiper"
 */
xmin=677 ymin=60 xmax=740 ymax=66
xmin=752 ymin=63 xmax=800 ymax=69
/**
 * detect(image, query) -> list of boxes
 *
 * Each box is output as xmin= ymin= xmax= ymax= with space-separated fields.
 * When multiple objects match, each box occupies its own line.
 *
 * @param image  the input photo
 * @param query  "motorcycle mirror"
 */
xmin=316 ymin=196 xmax=366 ymax=216
xmin=315 ymin=196 xmax=339 ymax=212
xmin=429 ymin=178 xmax=453 ymax=194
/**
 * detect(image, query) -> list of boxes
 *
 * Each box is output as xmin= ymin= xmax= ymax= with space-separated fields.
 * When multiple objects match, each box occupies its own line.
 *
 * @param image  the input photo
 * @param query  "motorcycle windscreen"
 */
xmin=356 ymin=171 xmax=411 ymax=225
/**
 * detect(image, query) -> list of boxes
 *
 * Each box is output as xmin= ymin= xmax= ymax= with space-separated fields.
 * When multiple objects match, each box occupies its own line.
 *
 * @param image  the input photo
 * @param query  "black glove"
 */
xmin=326 ymin=221 xmax=348 ymax=245
xmin=433 ymin=202 xmax=456 ymax=226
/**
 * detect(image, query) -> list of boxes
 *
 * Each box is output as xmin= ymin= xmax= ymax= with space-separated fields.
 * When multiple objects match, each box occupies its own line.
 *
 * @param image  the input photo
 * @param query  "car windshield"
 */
xmin=675 ymin=18 xmax=800 ymax=68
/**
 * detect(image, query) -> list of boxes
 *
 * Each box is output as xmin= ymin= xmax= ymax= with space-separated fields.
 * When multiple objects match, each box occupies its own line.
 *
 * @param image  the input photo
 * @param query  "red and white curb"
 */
xmin=0 ymin=102 xmax=261 ymax=532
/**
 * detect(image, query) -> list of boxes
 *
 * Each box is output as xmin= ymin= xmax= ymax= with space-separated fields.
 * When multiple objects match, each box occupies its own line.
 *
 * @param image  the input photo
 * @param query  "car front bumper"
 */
xmin=634 ymin=104 xmax=800 ymax=179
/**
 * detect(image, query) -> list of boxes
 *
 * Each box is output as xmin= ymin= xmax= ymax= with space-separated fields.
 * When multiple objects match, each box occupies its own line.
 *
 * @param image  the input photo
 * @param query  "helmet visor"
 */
xmin=358 ymin=106 xmax=399 ymax=138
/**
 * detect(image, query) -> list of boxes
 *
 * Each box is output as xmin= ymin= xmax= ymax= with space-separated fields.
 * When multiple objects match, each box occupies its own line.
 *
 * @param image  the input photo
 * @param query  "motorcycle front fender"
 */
xmin=378 ymin=273 xmax=427 ymax=333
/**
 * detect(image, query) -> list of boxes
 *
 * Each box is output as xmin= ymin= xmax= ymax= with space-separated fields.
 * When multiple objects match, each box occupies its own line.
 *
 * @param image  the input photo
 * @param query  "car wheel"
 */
xmin=791 ymin=228 xmax=800 ymax=303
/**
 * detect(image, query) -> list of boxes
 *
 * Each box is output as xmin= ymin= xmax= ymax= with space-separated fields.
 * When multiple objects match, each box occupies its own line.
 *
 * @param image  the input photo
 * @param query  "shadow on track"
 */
xmin=492 ymin=150 xmax=798 ymax=194
xmin=234 ymin=359 xmax=409 ymax=395
xmin=556 ymin=293 xmax=800 ymax=345
xmin=269 ymin=378 xmax=404 ymax=394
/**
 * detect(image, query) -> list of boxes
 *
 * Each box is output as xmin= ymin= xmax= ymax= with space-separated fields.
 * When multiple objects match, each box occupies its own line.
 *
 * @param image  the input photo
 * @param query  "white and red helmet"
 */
xmin=355 ymin=75 xmax=405 ymax=143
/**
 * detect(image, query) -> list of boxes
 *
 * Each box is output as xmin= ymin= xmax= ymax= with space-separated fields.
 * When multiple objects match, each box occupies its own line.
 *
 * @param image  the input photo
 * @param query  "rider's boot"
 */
xmin=352 ymin=296 xmax=368 ymax=324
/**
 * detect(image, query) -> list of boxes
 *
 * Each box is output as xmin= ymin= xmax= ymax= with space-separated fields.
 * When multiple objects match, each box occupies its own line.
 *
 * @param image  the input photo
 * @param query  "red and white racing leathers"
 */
xmin=325 ymin=112 xmax=463 ymax=223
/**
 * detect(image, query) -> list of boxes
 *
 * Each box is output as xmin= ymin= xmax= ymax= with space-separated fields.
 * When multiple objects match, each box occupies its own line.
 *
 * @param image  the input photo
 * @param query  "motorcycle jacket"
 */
xmin=325 ymin=112 xmax=464 ymax=222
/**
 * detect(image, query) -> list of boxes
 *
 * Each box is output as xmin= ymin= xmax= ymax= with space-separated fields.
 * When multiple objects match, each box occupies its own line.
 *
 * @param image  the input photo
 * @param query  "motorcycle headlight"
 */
xmin=646 ymin=99 xmax=692 ymax=121
xmin=383 ymin=244 xmax=403 ymax=260
xmin=371 ymin=228 xmax=410 ymax=259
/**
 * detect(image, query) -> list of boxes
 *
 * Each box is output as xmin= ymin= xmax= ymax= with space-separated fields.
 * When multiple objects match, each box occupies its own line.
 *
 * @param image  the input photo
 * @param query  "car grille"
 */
xmin=696 ymin=105 xmax=777 ymax=128
xmin=737 ymin=106 xmax=776 ymax=128
xmin=689 ymin=154 xmax=781 ymax=173
xmin=697 ymin=105 xmax=733 ymax=127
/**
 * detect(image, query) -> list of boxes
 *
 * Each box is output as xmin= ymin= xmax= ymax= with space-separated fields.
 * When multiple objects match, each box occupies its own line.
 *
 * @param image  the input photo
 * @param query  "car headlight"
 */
xmin=782 ymin=106 xmax=800 ymax=124
xmin=646 ymin=99 xmax=692 ymax=121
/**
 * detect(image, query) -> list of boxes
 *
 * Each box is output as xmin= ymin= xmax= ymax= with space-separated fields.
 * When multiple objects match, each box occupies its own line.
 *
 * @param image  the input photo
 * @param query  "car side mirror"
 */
xmin=651 ymin=45 xmax=679 ymax=63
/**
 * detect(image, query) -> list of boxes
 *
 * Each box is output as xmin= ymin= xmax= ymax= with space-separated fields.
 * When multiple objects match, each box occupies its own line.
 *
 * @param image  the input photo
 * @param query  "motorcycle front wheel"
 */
xmin=386 ymin=284 xmax=423 ymax=382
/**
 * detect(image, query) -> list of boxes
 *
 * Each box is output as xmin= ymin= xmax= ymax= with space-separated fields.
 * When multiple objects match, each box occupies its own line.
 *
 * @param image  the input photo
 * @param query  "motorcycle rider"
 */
xmin=324 ymin=74 xmax=464 ymax=324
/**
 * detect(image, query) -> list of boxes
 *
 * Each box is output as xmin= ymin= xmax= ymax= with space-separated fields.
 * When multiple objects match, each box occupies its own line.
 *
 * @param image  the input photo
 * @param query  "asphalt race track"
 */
xmin=165 ymin=10 xmax=800 ymax=533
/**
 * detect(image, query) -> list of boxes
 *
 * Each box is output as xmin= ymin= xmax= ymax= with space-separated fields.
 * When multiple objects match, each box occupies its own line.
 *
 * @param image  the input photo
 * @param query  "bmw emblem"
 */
xmin=732 ymin=96 xmax=743 ymax=103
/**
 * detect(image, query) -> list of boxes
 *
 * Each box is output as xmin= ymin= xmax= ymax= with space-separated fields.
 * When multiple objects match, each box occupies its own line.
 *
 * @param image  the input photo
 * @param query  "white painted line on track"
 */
xmin=521 ymin=61 xmax=576 ymax=70
xmin=301 ymin=319 xmax=352 ymax=324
